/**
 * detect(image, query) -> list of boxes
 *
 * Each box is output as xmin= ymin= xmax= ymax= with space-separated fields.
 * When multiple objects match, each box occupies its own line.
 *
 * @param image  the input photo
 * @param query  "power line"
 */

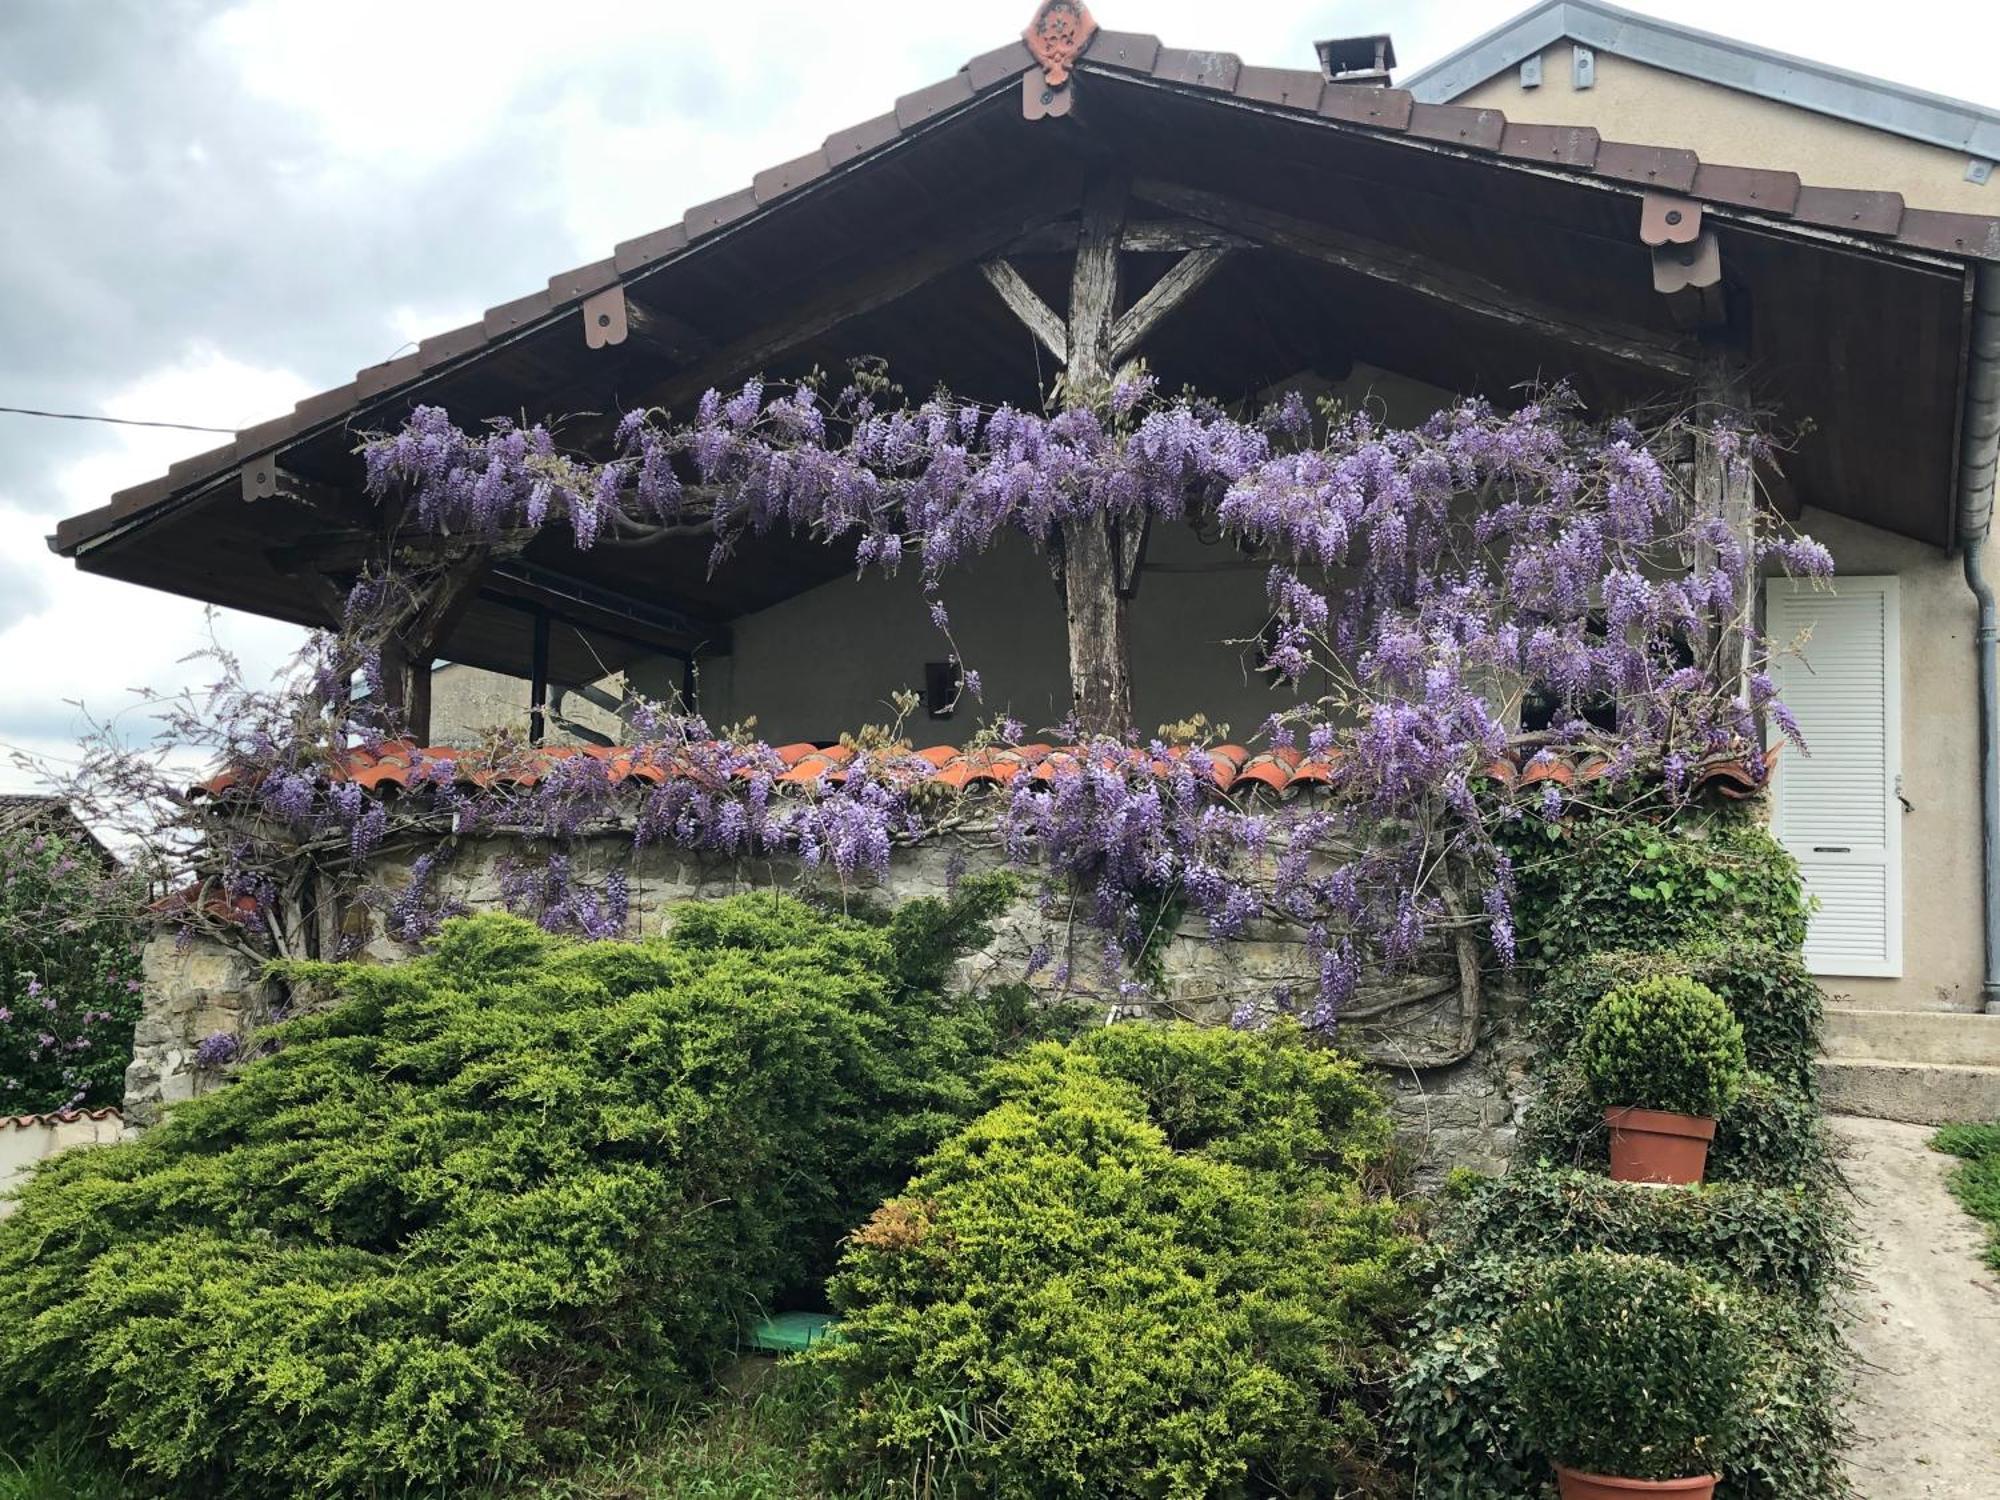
xmin=0 ymin=404 xmax=236 ymax=434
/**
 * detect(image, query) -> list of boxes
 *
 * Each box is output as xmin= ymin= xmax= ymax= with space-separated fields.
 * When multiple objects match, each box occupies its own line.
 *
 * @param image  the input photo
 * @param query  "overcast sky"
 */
xmin=4 ymin=0 xmax=1998 ymax=790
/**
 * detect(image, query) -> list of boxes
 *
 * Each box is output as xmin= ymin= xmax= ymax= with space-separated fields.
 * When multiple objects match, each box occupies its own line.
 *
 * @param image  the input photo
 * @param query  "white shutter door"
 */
xmin=1765 ymin=577 xmax=1902 ymax=977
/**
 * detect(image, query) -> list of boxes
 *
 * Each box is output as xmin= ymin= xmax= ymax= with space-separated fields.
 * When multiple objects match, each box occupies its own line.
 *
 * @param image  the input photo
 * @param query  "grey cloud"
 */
xmin=0 ymin=0 xmax=710 ymax=515
xmin=0 ymin=554 xmax=49 ymax=630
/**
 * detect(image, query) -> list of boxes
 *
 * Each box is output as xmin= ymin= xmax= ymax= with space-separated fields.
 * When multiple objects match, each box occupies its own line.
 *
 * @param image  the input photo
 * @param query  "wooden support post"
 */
xmin=528 ymin=609 xmax=552 ymax=746
xmin=1058 ymin=174 xmax=1136 ymax=737
xmin=1693 ymin=357 xmax=1758 ymax=704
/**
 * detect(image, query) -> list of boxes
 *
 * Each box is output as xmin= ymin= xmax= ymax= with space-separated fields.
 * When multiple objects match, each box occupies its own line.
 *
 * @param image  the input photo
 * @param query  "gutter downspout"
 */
xmin=1958 ymin=264 xmax=2000 ymax=1015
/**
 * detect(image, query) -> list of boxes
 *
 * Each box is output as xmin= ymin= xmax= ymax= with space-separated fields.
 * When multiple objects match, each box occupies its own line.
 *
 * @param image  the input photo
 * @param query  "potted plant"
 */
xmin=1503 ymin=1250 xmax=1748 ymax=1498
xmin=1576 ymin=976 xmax=1745 ymax=1185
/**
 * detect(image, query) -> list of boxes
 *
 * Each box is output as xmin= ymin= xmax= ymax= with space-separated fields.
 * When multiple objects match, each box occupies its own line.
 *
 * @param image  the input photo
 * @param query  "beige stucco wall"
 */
xmin=1782 ymin=507 xmax=1982 ymax=1012
xmin=1453 ymin=47 xmax=1995 ymax=214
xmin=0 ymin=1112 xmax=122 ymax=1217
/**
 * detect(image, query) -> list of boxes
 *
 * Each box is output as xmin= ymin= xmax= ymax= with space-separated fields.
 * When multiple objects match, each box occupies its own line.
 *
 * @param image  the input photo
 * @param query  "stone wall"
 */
xmin=132 ymin=825 xmax=1529 ymax=1182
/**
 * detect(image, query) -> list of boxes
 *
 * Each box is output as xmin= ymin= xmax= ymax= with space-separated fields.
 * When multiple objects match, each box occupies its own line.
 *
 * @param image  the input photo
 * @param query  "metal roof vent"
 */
xmin=1315 ymin=33 xmax=1396 ymax=86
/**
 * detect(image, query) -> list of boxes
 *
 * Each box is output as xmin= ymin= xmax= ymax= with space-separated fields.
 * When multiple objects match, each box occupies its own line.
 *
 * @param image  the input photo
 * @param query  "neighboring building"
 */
xmin=48 ymin=4 xmax=2000 ymax=1118
xmin=0 ymin=794 xmax=117 ymax=869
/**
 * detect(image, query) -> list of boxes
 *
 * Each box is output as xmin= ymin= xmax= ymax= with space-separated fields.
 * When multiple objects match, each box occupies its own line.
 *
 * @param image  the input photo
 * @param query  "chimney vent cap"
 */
xmin=1315 ymin=33 xmax=1396 ymax=86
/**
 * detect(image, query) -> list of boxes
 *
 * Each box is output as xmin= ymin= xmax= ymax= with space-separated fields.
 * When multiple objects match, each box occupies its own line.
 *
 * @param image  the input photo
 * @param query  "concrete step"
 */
xmin=1820 ymin=1007 xmax=2000 ymax=1067
xmin=1816 ymin=1059 xmax=2000 ymax=1126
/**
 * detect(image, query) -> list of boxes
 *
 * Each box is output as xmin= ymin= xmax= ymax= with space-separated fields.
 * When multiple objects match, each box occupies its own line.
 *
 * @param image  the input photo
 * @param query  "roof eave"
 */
xmin=1403 ymin=0 xmax=2000 ymax=161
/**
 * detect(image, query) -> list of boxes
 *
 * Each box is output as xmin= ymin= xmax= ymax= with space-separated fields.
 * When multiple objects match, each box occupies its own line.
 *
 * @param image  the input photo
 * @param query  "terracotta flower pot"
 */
xmin=1555 ymin=1464 xmax=1719 ymax=1498
xmin=1603 ymin=1105 xmax=1716 ymax=1185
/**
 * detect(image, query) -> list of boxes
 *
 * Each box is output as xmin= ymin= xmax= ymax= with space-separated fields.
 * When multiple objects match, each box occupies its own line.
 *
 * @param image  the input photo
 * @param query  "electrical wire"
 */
xmin=0 ymin=405 xmax=236 ymax=434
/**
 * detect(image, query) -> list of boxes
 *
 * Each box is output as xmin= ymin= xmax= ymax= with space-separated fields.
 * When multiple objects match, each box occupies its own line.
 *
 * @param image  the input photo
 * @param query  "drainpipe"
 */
xmin=1958 ymin=264 xmax=2000 ymax=1015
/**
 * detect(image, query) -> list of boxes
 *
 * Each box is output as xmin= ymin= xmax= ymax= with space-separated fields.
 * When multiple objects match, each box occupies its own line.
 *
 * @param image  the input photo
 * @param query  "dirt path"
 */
xmin=1830 ymin=1114 xmax=2000 ymax=1499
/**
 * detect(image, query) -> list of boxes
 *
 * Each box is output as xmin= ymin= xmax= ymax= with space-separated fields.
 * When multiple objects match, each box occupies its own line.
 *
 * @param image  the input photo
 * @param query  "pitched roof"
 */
xmin=1401 ymin=0 xmax=2000 ymax=164
xmin=0 ymin=794 xmax=117 ymax=866
xmin=50 ymin=20 xmax=2000 ymax=564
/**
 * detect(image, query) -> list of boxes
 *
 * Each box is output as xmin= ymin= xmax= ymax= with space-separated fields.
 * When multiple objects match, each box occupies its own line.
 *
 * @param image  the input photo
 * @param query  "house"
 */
xmin=1404 ymin=0 xmax=2000 ymax=1105
xmin=0 ymin=794 xmax=118 ymax=870
xmin=49 ymin=3 xmax=2000 ymax=1120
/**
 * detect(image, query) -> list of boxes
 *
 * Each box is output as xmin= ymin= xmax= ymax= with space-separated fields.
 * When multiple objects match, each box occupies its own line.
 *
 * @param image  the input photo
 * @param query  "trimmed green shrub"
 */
xmin=991 ymin=1016 xmax=1397 ymax=1184
xmin=1576 ymin=976 xmax=1746 ymax=1118
xmin=816 ymin=1027 xmax=1414 ymax=1499
xmin=1504 ymin=1251 xmax=1748 ymax=1482
xmin=1537 ymin=945 xmax=1823 ymax=1092
xmin=1503 ymin=810 xmax=1810 ymax=970
xmin=0 ymin=883 xmax=1042 ymax=1498
xmin=1425 ymin=1169 xmax=1846 ymax=1303
xmin=1395 ymin=1188 xmax=1851 ymax=1500
xmin=1518 ymin=1065 xmax=1831 ymax=1189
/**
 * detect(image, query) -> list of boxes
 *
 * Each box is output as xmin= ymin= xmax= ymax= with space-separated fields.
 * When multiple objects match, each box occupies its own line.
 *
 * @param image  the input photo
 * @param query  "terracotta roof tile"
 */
xmin=1593 ymin=141 xmax=1700 ymax=192
xmin=754 ymin=149 xmax=832 ymax=204
xmin=3 ymin=1105 xmax=121 ymax=1132
xmin=547 ymin=257 xmax=620 ymax=304
xmin=1234 ymin=65 xmax=1325 ymax=112
xmin=1318 ymin=84 xmax=1413 ymax=129
xmin=1500 ymin=121 xmax=1602 ymax=168
xmin=57 ymin=21 xmax=2000 ymax=557
xmin=1407 ymin=102 xmax=1506 ymax=152
xmin=1794 ymin=185 xmax=1906 ymax=236
xmin=196 ymin=739 xmax=1771 ymax=807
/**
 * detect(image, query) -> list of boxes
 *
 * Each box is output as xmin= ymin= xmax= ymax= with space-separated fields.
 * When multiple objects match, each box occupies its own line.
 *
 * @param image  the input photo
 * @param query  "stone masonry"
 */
xmin=134 ymin=825 xmax=1529 ymax=1180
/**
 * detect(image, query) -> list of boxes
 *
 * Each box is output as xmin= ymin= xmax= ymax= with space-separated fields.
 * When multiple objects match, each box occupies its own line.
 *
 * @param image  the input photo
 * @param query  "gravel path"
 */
xmin=1831 ymin=1114 xmax=2000 ymax=1499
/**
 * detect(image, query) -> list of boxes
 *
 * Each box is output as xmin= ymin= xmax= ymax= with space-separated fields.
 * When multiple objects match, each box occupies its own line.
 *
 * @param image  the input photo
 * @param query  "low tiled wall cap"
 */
xmin=4 ymin=1105 xmax=122 ymax=1131
xmin=61 ymin=10 xmax=1999 ymax=560
xmin=195 ymin=738 xmax=1774 ymax=804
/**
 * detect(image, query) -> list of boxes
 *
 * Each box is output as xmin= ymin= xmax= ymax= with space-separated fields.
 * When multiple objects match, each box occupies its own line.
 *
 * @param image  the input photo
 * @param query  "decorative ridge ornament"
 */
xmin=1024 ymin=0 xmax=1097 ymax=88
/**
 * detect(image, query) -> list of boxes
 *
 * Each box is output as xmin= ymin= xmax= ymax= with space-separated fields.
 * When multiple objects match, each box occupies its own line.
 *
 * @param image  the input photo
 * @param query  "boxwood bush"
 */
xmin=0 ymin=882 xmax=1050 ymax=1498
xmin=1517 ymin=1065 xmax=1830 ymax=1189
xmin=1401 ymin=1252 xmax=1845 ymax=1500
xmin=1395 ymin=1181 xmax=1851 ymax=1500
xmin=1576 ymin=976 xmax=1746 ymax=1118
xmin=816 ymin=1025 xmax=1416 ymax=1499
xmin=1536 ymin=944 xmax=1823 ymax=1092
xmin=1504 ymin=1251 xmax=1748 ymax=1482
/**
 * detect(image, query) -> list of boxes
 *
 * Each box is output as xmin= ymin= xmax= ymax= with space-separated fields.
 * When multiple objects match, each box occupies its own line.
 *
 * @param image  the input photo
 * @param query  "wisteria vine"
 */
xmin=52 ymin=372 xmax=1833 ymax=1026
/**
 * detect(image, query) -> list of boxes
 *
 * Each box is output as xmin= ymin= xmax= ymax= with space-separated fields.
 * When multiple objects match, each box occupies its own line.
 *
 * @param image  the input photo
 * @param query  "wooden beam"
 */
xmin=1058 ymin=173 xmax=1134 ymax=736
xmin=1109 ymin=248 xmax=1230 ymax=367
xmin=979 ymin=259 xmax=1068 ymax=363
xmin=1001 ymin=218 xmax=1255 ymax=257
xmin=1134 ymin=178 xmax=1700 ymax=381
xmin=1694 ymin=357 xmax=1756 ymax=700
xmin=638 ymin=191 xmax=1079 ymax=416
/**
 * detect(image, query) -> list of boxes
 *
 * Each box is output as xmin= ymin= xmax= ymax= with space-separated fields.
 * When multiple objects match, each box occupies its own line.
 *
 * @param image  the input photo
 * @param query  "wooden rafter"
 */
xmin=1108 ymin=248 xmax=1229 ymax=367
xmin=999 ymin=218 xmax=1255 ymax=257
xmin=978 ymin=260 xmax=1068 ymax=363
xmin=1134 ymin=178 xmax=1700 ymax=381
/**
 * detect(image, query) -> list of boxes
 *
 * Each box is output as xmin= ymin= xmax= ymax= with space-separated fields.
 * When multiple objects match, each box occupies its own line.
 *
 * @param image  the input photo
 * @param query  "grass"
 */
xmin=1933 ymin=1120 xmax=2000 ymax=1270
xmin=0 ymin=1425 xmax=133 ymax=1500
xmin=0 ymin=1364 xmax=868 ymax=1500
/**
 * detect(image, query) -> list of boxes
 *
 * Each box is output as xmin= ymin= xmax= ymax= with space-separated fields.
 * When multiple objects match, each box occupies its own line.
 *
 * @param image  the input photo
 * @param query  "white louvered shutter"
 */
xmin=1764 ymin=577 xmax=1902 ymax=977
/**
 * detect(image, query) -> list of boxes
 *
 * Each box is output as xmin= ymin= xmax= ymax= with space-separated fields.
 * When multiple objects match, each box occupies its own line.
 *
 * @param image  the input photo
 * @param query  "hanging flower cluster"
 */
xmin=54 ymin=374 xmax=1832 ymax=1023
